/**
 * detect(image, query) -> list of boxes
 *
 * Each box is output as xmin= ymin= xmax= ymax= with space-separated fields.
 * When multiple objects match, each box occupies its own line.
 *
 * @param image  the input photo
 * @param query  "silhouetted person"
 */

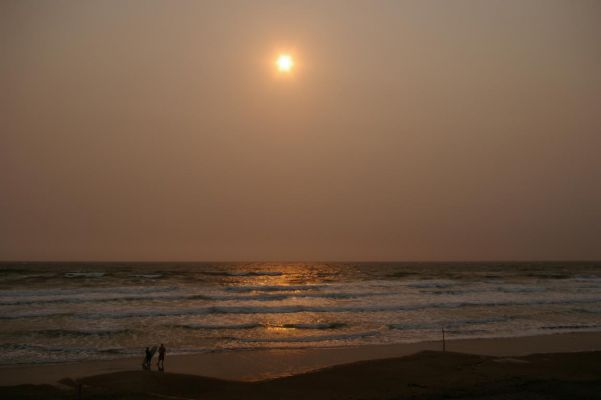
xmin=143 ymin=347 xmax=152 ymax=370
xmin=157 ymin=344 xmax=166 ymax=371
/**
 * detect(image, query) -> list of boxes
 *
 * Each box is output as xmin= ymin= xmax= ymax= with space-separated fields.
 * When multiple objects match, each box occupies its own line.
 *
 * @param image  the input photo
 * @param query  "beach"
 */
xmin=2 ymin=262 xmax=601 ymax=398
xmin=2 ymin=332 xmax=601 ymax=399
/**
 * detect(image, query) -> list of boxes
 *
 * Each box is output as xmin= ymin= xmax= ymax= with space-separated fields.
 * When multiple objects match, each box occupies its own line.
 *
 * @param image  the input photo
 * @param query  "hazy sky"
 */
xmin=1 ymin=0 xmax=600 ymax=261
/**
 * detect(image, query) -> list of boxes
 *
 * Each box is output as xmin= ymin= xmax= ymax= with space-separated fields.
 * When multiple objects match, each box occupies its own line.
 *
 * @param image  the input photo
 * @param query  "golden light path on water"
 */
xmin=228 ymin=263 xmax=328 ymax=339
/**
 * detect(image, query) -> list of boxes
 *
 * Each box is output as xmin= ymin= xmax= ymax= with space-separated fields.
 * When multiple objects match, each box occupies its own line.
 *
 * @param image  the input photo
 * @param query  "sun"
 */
xmin=276 ymin=54 xmax=294 ymax=72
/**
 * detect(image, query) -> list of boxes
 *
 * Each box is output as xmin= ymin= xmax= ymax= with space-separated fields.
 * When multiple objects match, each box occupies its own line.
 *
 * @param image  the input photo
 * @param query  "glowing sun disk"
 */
xmin=276 ymin=54 xmax=294 ymax=72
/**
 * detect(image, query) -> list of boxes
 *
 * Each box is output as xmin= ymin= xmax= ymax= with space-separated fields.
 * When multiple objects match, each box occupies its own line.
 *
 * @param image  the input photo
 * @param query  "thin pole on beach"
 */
xmin=442 ymin=328 xmax=446 ymax=352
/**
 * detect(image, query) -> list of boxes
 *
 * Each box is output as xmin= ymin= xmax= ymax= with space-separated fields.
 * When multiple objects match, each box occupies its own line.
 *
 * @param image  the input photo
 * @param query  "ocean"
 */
xmin=1 ymin=262 xmax=600 ymax=366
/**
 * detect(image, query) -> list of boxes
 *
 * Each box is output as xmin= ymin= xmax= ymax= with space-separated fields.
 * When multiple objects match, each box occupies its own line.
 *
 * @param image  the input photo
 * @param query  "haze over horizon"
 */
xmin=1 ymin=0 xmax=600 ymax=262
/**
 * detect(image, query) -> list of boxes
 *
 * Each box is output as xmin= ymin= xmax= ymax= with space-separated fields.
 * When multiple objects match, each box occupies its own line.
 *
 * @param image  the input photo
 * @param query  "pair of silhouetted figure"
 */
xmin=143 ymin=344 xmax=166 ymax=371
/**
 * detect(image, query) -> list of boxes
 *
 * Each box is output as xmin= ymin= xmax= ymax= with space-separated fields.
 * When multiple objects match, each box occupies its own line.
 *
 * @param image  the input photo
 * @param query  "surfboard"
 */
xmin=149 ymin=345 xmax=158 ymax=357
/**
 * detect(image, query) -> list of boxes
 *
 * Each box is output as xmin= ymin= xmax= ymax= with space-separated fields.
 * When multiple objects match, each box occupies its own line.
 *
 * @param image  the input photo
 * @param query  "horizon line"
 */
xmin=1 ymin=259 xmax=600 ymax=264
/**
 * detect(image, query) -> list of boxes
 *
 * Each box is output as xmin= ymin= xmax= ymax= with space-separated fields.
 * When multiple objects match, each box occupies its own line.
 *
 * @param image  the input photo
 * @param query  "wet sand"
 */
xmin=1 ymin=332 xmax=601 ymax=399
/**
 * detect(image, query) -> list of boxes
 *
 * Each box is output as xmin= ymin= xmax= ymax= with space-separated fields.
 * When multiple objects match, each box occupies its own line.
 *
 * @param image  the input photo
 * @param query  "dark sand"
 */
xmin=2 ymin=333 xmax=601 ymax=399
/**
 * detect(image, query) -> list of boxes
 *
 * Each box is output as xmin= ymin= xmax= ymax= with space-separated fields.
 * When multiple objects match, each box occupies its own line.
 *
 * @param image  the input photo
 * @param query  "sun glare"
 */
xmin=276 ymin=54 xmax=294 ymax=72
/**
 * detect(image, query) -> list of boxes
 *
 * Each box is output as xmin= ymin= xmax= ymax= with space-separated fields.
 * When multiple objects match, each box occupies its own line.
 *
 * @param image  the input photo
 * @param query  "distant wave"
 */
xmin=497 ymin=287 xmax=547 ymax=293
xmin=128 ymin=274 xmax=163 ymax=279
xmin=418 ymin=290 xmax=468 ymax=296
xmin=540 ymin=324 xmax=601 ymax=330
xmin=203 ymin=271 xmax=283 ymax=277
xmin=239 ymin=331 xmax=378 ymax=343
xmin=420 ymin=286 xmax=547 ymax=296
xmin=407 ymin=280 xmax=457 ymax=289
xmin=572 ymin=307 xmax=601 ymax=314
xmin=281 ymin=322 xmax=347 ymax=330
xmin=0 ymin=273 xmax=57 ymax=281
xmin=0 ymin=288 xmax=395 ymax=306
xmin=179 ymin=323 xmax=261 ymax=330
xmin=14 ymin=329 xmax=134 ymax=338
xmin=0 ymin=286 xmax=176 ymax=298
xmin=64 ymin=272 xmax=105 ymax=278
xmin=0 ymin=310 xmax=74 ymax=320
xmin=0 ymin=288 xmax=185 ymax=306
xmin=176 ymin=322 xmax=347 ymax=331
xmin=574 ymin=275 xmax=601 ymax=281
xmin=66 ymin=296 xmax=601 ymax=320
xmin=225 ymin=284 xmax=325 ymax=292
xmin=388 ymin=322 xmax=440 ymax=330
xmin=524 ymin=273 xmax=571 ymax=279
xmin=0 ymin=292 xmax=192 ymax=306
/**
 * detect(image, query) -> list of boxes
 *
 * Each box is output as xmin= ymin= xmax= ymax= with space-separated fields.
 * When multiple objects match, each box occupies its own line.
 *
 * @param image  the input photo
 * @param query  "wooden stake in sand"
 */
xmin=442 ymin=328 xmax=446 ymax=352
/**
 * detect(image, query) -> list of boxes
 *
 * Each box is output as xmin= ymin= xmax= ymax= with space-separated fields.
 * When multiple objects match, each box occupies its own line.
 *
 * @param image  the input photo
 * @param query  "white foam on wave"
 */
xmin=389 ymin=316 xmax=511 ymax=330
xmin=0 ymin=343 xmax=139 ymax=366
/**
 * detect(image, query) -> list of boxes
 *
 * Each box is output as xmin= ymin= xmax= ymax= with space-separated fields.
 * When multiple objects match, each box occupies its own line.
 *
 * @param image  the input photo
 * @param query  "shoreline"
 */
xmin=1 ymin=331 xmax=600 ymax=387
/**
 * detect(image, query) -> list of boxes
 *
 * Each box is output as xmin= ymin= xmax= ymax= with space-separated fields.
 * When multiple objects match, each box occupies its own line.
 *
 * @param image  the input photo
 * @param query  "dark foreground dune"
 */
xmin=2 ymin=350 xmax=601 ymax=400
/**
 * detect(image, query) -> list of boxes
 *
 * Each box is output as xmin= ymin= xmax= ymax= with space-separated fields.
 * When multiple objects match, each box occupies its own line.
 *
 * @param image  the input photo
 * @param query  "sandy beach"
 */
xmin=2 ymin=332 xmax=601 ymax=399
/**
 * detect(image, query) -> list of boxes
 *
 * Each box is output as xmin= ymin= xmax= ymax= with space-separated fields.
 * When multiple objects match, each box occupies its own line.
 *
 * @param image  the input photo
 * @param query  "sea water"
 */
xmin=1 ymin=262 xmax=600 ymax=365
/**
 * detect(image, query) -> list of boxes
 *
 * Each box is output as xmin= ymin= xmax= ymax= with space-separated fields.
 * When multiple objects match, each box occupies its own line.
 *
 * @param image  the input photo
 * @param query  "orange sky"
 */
xmin=1 ymin=0 xmax=600 ymax=261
